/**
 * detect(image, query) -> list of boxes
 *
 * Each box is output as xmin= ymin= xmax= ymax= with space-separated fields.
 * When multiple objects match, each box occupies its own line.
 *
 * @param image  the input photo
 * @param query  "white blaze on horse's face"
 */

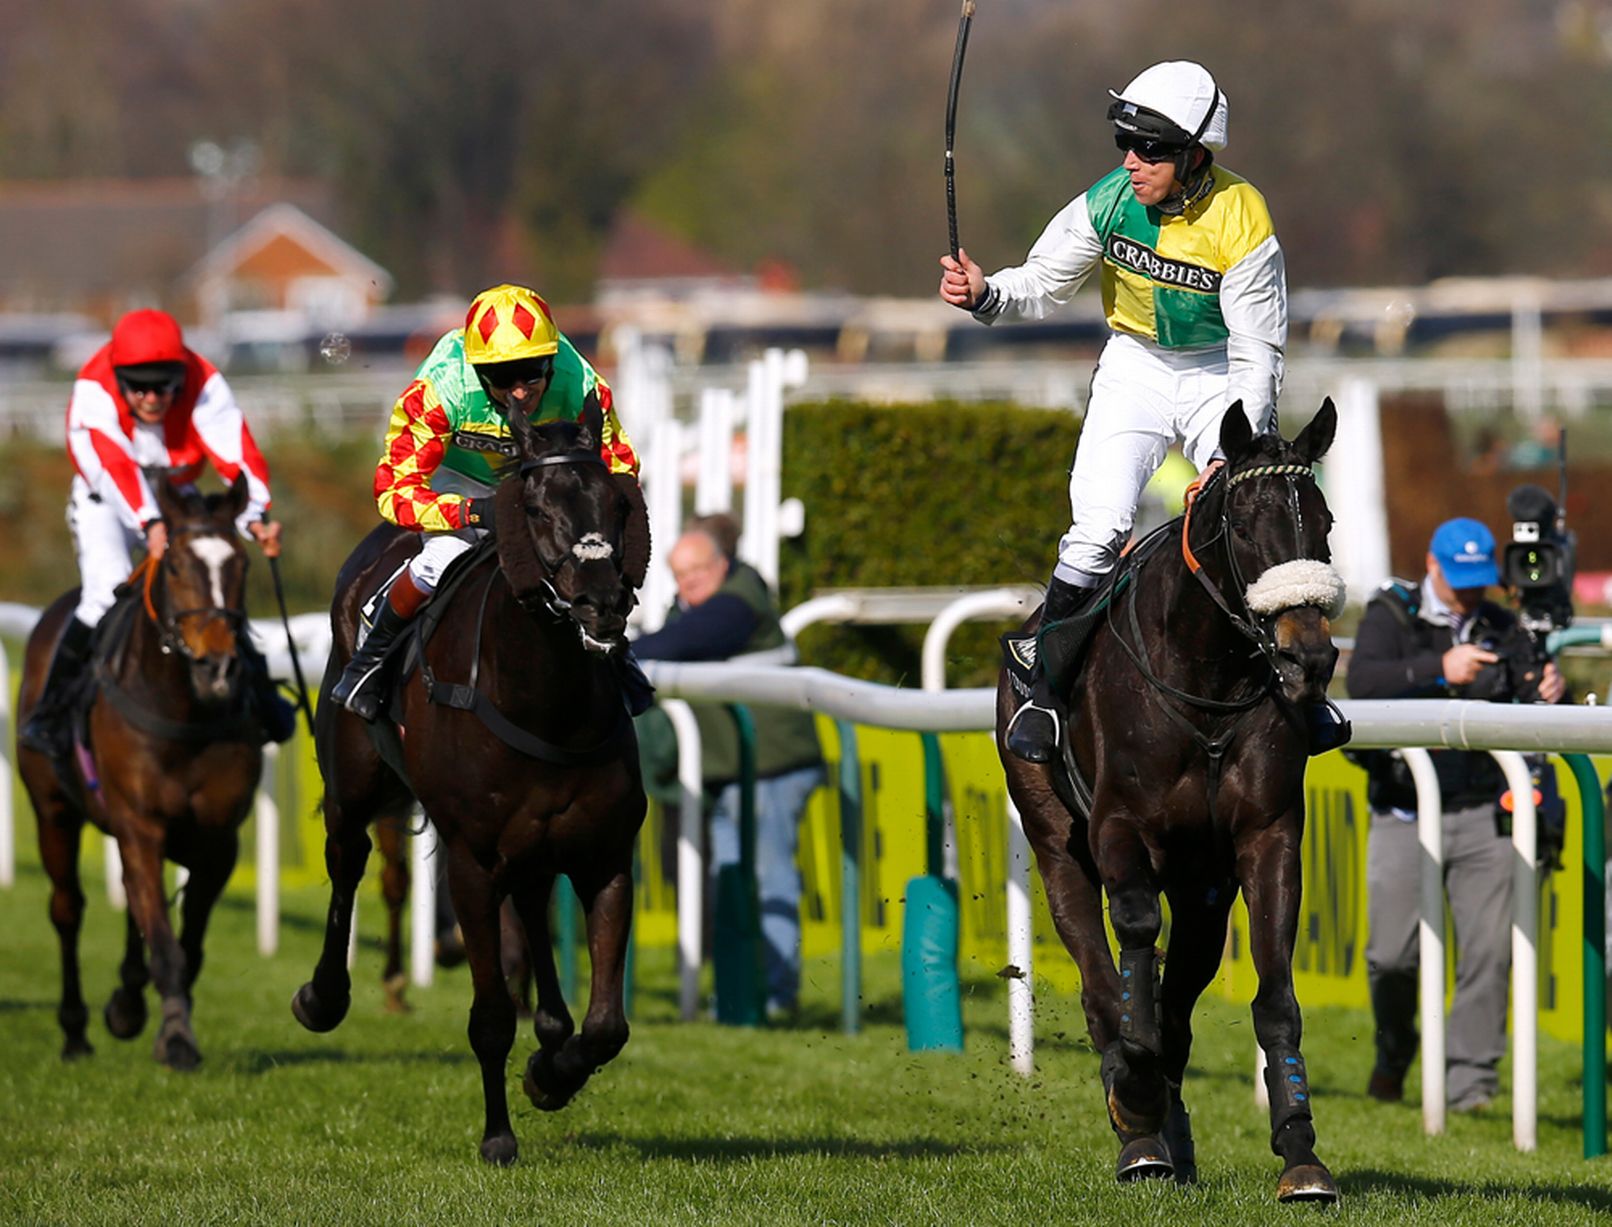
xmin=189 ymin=536 xmax=237 ymax=607
xmin=1244 ymin=559 xmax=1347 ymax=619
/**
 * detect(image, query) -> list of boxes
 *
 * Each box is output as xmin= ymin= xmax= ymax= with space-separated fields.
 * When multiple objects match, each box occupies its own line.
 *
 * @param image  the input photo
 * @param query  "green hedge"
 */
xmin=779 ymin=400 xmax=1080 ymax=685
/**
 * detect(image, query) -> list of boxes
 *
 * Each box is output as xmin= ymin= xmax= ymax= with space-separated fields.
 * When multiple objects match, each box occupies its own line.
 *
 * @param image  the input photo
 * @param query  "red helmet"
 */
xmin=109 ymin=309 xmax=187 ymax=371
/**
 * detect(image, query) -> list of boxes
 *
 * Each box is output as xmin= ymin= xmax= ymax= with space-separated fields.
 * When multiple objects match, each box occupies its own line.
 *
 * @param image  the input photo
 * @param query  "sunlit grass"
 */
xmin=2 ymin=828 xmax=1610 ymax=1226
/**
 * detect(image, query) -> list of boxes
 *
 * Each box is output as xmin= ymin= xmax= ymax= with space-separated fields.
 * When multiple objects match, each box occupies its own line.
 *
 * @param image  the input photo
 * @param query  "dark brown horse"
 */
xmin=17 ymin=476 xmax=265 ymax=1069
xmin=999 ymin=401 xmax=1344 ymax=1202
xmin=292 ymin=410 xmax=645 ymax=1165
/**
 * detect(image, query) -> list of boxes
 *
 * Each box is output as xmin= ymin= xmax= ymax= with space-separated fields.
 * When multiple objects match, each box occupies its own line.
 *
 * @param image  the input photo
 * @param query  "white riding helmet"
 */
xmin=1108 ymin=61 xmax=1228 ymax=152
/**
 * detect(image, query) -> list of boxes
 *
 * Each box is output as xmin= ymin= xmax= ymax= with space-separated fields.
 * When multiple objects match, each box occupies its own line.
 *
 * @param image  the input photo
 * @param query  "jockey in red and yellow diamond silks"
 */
xmin=330 ymin=283 xmax=646 ymax=720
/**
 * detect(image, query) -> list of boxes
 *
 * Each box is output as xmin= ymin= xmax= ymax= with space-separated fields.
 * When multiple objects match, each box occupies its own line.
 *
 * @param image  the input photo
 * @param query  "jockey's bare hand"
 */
xmin=938 ymin=248 xmax=987 ymax=311
xmin=1536 ymin=660 xmax=1567 ymax=705
xmin=144 ymin=520 xmax=169 ymax=561
xmin=250 ymin=519 xmax=283 ymax=559
xmin=1442 ymin=643 xmax=1499 ymax=686
xmin=1199 ymin=457 xmax=1226 ymax=481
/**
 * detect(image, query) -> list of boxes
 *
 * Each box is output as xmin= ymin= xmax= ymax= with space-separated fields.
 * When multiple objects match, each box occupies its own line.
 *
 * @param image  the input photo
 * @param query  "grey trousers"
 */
xmin=1365 ymin=800 xmax=1513 ymax=1107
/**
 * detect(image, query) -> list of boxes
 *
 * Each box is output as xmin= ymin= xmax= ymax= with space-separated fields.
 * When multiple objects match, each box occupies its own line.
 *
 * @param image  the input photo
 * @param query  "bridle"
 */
xmin=137 ymin=524 xmax=248 ymax=662
xmin=1178 ymin=460 xmax=1321 ymax=674
xmin=513 ymin=448 xmax=623 ymax=625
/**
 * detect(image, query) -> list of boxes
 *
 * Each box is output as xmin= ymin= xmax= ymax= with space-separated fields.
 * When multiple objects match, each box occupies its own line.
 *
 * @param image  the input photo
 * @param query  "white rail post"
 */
xmin=410 ymin=810 xmax=435 ymax=988
xmin=1401 ymin=748 xmax=1445 ymax=1135
xmin=1491 ymin=750 xmax=1538 ymax=1152
xmin=255 ymin=743 xmax=280 ymax=957
xmin=0 ymin=649 xmax=13 ymax=887
xmin=694 ymin=387 xmax=736 ymax=516
xmin=1006 ymin=799 xmax=1034 ymax=1075
xmin=662 ymin=700 xmax=705 ymax=1021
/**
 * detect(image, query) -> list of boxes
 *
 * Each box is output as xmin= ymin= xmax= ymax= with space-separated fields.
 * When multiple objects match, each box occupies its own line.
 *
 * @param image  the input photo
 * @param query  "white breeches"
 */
xmin=405 ymin=470 xmax=494 ymax=590
xmin=68 ymin=476 xmax=142 ymax=626
xmin=1055 ymin=334 xmax=1266 ymax=587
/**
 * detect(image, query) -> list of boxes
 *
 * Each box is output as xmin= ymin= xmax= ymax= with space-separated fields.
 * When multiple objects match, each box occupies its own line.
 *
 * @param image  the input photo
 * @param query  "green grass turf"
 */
xmin=2 ymin=828 xmax=1610 ymax=1226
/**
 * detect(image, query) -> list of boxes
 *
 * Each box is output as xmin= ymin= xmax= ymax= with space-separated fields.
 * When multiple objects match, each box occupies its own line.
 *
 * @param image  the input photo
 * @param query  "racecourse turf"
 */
xmin=2 ymin=845 xmax=1611 ymax=1226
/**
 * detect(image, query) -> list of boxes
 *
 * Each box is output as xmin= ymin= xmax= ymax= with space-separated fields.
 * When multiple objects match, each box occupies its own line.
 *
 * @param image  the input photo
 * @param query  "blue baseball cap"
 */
xmin=1429 ymin=517 xmax=1499 ymax=588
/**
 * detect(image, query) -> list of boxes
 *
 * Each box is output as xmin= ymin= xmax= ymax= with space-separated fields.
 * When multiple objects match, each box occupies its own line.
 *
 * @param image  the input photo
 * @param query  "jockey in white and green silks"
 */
xmin=940 ymin=60 xmax=1299 ymax=763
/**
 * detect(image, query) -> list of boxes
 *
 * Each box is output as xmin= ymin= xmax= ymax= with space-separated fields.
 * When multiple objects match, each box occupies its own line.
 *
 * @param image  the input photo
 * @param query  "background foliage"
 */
xmin=4 ymin=2 xmax=1612 ymax=299
xmin=780 ymin=400 xmax=1078 ymax=684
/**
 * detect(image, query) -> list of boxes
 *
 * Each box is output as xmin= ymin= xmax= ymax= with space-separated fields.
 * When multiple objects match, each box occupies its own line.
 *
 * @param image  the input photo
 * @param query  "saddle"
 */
xmin=1001 ymin=525 xmax=1173 ymax=707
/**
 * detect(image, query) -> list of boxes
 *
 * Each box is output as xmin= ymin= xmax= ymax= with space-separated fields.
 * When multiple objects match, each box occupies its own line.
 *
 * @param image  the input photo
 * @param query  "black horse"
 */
xmin=999 ymin=401 xmax=1345 ymax=1202
xmin=17 ymin=476 xmax=265 ymax=1068
xmin=292 ymin=409 xmax=646 ymax=1166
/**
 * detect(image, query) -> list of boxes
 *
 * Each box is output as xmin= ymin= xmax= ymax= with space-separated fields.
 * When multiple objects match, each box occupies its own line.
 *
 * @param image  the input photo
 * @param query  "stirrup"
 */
xmin=1005 ymin=698 xmax=1061 ymax=764
xmin=333 ymin=661 xmax=389 ymax=722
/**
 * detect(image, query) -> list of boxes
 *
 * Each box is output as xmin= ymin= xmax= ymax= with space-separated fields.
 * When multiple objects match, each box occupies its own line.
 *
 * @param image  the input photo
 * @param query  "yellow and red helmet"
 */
xmin=463 ymin=284 xmax=560 ymax=366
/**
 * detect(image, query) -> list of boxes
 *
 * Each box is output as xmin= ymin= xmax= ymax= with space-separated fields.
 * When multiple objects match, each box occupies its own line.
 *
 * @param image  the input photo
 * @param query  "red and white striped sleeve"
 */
xmin=189 ymin=370 xmax=273 ymax=530
xmin=66 ymin=378 xmax=158 ymax=531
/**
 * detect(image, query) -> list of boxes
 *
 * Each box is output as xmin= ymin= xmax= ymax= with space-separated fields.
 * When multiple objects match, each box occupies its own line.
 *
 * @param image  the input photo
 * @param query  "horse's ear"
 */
xmin=507 ymin=401 xmax=538 ymax=459
xmin=1218 ymin=401 xmax=1253 ymax=461
xmin=577 ymin=391 xmax=603 ymax=454
xmin=1293 ymin=398 xmax=1337 ymax=464
xmin=226 ymin=471 xmax=250 ymax=519
xmin=154 ymin=475 xmax=185 ymax=526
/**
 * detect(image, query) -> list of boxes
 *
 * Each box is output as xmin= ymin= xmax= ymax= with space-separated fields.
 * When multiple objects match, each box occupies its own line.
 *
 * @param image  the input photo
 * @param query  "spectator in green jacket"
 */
xmin=634 ymin=516 xmax=824 ymax=1018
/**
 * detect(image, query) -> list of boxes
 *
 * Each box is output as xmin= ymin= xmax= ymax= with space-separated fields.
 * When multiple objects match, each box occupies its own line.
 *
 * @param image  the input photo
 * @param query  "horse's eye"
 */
xmin=1231 ymin=519 xmax=1250 ymax=538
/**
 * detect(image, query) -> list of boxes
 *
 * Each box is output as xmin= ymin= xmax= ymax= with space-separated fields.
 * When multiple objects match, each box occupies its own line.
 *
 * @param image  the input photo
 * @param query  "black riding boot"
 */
xmin=331 ymin=602 xmax=415 ymax=723
xmin=617 ymin=651 xmax=656 ymax=716
xmin=240 ymin=636 xmax=298 ymax=744
xmin=20 ymin=616 xmax=95 ymax=759
xmin=1005 ymin=576 xmax=1094 ymax=764
xmin=1307 ymin=698 xmax=1352 ymax=756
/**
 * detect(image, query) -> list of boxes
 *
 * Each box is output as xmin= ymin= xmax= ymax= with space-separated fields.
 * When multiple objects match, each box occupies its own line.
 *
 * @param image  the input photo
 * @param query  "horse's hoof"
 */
xmin=522 ymin=1050 xmax=577 ymax=1112
xmin=382 ymin=973 xmax=411 ymax=1015
xmin=1277 ymin=1163 xmax=1339 ymax=1204
xmin=479 ymin=1133 xmax=519 ymax=1167
xmin=61 ymin=1036 xmax=94 ymax=1061
xmin=291 ymin=982 xmax=349 ymax=1033
xmin=104 ymin=989 xmax=148 ymax=1040
xmin=1116 ymin=1136 xmax=1175 ymax=1183
xmin=155 ymin=1022 xmax=201 ymax=1071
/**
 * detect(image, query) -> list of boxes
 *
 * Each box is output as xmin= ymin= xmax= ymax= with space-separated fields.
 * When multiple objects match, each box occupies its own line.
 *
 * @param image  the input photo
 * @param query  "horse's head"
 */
xmin=1208 ymin=399 xmax=1345 ymax=705
xmin=503 ymin=403 xmax=632 ymax=653
xmin=152 ymin=474 xmax=252 ymax=703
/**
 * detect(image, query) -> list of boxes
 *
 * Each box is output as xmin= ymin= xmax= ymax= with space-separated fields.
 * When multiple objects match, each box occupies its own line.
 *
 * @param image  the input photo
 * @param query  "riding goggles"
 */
xmin=1113 ymin=132 xmax=1187 ymax=164
xmin=480 ymin=357 xmax=555 ymax=392
xmin=119 ymin=373 xmax=185 ymax=397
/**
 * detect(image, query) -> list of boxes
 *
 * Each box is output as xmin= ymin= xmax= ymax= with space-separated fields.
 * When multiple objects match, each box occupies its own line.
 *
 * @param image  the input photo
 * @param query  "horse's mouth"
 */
xmin=575 ymin=615 xmax=627 ymax=655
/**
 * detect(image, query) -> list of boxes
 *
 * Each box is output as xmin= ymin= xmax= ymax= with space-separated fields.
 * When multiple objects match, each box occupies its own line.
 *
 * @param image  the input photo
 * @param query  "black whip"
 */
xmin=267 ymin=554 xmax=316 ymax=739
xmin=945 ymin=0 xmax=977 ymax=259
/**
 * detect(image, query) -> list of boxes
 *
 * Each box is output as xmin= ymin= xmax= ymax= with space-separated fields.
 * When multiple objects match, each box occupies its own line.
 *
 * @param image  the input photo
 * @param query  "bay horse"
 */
xmin=999 ymin=401 xmax=1345 ymax=1202
xmin=292 ymin=408 xmax=646 ymax=1166
xmin=17 ymin=475 xmax=265 ymax=1069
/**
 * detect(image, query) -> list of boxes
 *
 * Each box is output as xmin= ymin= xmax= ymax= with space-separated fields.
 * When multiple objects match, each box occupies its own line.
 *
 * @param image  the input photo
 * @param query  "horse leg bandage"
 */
xmin=1262 ymin=1046 xmax=1315 ymax=1136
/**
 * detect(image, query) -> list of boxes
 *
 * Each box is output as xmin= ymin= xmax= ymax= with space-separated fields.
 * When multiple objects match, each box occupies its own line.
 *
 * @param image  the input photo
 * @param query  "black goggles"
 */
xmin=119 ymin=373 xmax=185 ymax=396
xmin=480 ymin=358 xmax=554 ymax=391
xmin=1114 ymin=132 xmax=1188 ymax=164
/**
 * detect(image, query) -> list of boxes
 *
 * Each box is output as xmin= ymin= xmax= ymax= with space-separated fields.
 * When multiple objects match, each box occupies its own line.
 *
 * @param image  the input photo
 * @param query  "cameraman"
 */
xmin=1347 ymin=517 xmax=1566 ymax=1113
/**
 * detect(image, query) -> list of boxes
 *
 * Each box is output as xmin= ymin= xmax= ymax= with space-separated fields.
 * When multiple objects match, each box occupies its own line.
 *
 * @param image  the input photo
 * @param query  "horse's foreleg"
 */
xmin=1238 ymin=821 xmax=1338 ymax=1204
xmin=524 ymin=867 xmax=632 ymax=1112
xmin=114 ymin=826 xmax=200 ymax=1070
xmin=511 ymin=874 xmax=577 ymax=1109
xmin=499 ymin=899 xmax=533 ymax=1019
xmin=104 ymin=909 xmax=150 ymax=1040
xmin=291 ymin=800 xmax=372 ymax=1034
xmin=176 ymin=828 xmax=239 ymax=995
xmin=445 ymin=844 xmax=519 ymax=1166
xmin=376 ymin=814 xmax=410 ymax=1013
xmin=1155 ymin=886 xmax=1236 ymax=1185
xmin=37 ymin=803 xmax=93 ymax=1059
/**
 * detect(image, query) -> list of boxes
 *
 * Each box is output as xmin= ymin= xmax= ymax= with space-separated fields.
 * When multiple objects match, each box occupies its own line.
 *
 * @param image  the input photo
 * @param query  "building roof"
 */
xmin=597 ymin=211 xmax=745 ymax=284
xmin=186 ymin=202 xmax=393 ymax=294
xmin=0 ymin=177 xmax=340 ymax=319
